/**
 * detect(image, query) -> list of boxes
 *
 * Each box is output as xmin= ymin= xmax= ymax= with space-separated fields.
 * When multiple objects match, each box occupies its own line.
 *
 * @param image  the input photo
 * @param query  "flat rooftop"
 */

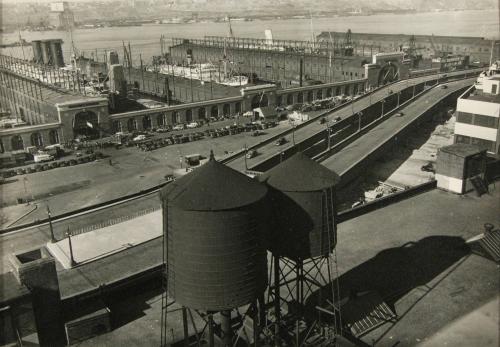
xmin=54 ymin=185 xmax=499 ymax=347
xmin=465 ymin=89 xmax=500 ymax=104
xmin=37 ymin=177 xmax=497 ymax=302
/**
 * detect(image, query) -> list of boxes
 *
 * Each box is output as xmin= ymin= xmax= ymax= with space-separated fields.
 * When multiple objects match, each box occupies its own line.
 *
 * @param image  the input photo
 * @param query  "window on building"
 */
xmin=19 ymin=107 xmax=26 ymax=122
xmin=455 ymin=134 xmax=471 ymax=144
xmin=473 ymin=114 xmax=498 ymax=128
xmin=470 ymin=137 xmax=495 ymax=152
xmin=456 ymin=112 xmax=473 ymax=124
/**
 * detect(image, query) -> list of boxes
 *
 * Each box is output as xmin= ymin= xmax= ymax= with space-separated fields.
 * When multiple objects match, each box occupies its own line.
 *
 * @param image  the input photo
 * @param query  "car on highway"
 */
xmin=395 ymin=112 xmax=405 ymax=117
xmin=252 ymin=130 xmax=262 ymax=136
xmin=172 ymin=124 xmax=185 ymax=131
xmin=318 ymin=117 xmax=326 ymax=124
xmin=441 ymin=84 xmax=448 ymax=89
xmin=421 ymin=162 xmax=435 ymax=173
xmin=246 ymin=149 xmax=258 ymax=159
xmin=186 ymin=122 xmax=199 ymax=129
xmin=275 ymin=137 xmax=286 ymax=146
xmin=333 ymin=116 xmax=342 ymax=123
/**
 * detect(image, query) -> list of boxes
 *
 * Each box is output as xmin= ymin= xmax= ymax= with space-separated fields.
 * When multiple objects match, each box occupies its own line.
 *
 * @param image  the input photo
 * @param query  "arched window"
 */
xmin=11 ymin=135 xmax=24 ymax=151
xmin=74 ymin=111 xmax=99 ymax=139
xmin=211 ymin=105 xmax=218 ymax=118
xmin=112 ymin=121 xmax=121 ymax=133
xmin=143 ymin=115 xmax=152 ymax=129
xmin=307 ymin=91 xmax=313 ymax=102
xmin=222 ymin=104 xmax=230 ymax=116
xmin=127 ymin=118 xmax=137 ymax=131
xmin=297 ymin=92 xmax=304 ymax=103
xmin=31 ymin=132 xmax=43 ymax=147
xmin=157 ymin=114 xmax=165 ymax=127
xmin=198 ymin=108 xmax=206 ymax=120
xmin=48 ymin=129 xmax=59 ymax=144
xmin=175 ymin=111 xmax=181 ymax=124
xmin=186 ymin=109 xmax=193 ymax=123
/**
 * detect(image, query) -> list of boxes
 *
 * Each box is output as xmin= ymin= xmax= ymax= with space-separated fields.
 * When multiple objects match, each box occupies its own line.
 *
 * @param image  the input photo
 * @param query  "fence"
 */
xmin=69 ymin=206 xmax=160 ymax=237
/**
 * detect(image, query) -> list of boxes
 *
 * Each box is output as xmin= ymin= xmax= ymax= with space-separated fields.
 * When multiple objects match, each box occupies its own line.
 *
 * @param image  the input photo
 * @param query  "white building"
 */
xmin=454 ymin=61 xmax=500 ymax=154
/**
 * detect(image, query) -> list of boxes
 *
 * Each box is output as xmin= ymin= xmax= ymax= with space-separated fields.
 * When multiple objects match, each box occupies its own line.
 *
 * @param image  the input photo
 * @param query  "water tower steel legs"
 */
xmin=221 ymin=310 xmax=232 ymax=347
xmin=182 ymin=307 xmax=189 ymax=347
xmin=270 ymin=254 xmax=341 ymax=346
xmin=274 ymin=254 xmax=281 ymax=346
xmin=208 ymin=314 xmax=215 ymax=347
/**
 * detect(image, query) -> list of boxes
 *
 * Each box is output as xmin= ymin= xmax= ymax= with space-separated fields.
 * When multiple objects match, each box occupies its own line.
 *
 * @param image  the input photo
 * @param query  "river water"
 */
xmin=1 ymin=9 xmax=498 ymax=64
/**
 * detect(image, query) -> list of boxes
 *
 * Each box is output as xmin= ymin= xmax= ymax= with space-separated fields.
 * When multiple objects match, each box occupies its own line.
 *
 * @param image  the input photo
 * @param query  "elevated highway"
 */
xmin=0 ymin=70 xmax=480 ymax=244
xmin=227 ymin=69 xmax=479 ymax=172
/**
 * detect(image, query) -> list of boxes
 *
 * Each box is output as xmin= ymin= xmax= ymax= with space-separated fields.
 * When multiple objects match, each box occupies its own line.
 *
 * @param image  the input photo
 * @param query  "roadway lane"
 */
xmin=320 ymin=78 xmax=475 ymax=176
xmin=227 ymin=71 xmax=464 ymax=172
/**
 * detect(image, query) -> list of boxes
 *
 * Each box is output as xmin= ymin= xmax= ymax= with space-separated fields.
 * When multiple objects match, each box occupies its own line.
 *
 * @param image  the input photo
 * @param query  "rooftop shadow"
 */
xmin=305 ymin=235 xmax=470 ymax=317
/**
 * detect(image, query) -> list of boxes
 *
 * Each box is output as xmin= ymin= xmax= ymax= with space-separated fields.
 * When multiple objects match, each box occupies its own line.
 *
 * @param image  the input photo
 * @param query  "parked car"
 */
xmin=186 ymin=122 xmax=199 ymax=129
xmin=172 ymin=124 xmax=185 ymax=131
xmin=133 ymin=134 xmax=147 ymax=141
xmin=318 ymin=117 xmax=326 ymax=124
xmin=275 ymin=137 xmax=286 ymax=146
xmin=333 ymin=116 xmax=342 ymax=123
xmin=441 ymin=84 xmax=448 ymax=89
xmin=34 ymin=153 xmax=54 ymax=163
xmin=246 ymin=149 xmax=258 ymax=159
xmin=252 ymin=130 xmax=262 ymax=137
xmin=395 ymin=112 xmax=405 ymax=117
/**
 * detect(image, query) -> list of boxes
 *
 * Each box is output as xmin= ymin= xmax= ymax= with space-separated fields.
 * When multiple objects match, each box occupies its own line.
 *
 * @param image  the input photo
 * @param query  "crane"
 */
xmin=343 ymin=29 xmax=354 ymax=56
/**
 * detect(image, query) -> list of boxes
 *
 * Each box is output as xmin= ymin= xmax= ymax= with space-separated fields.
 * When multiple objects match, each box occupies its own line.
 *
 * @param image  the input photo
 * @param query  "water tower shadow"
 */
xmin=305 ymin=235 xmax=470 ymax=323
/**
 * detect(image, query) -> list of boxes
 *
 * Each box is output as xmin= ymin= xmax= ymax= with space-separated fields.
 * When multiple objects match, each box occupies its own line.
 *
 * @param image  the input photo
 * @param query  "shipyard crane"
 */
xmin=407 ymin=35 xmax=422 ymax=68
xmin=343 ymin=29 xmax=354 ymax=56
xmin=429 ymin=34 xmax=447 ymax=58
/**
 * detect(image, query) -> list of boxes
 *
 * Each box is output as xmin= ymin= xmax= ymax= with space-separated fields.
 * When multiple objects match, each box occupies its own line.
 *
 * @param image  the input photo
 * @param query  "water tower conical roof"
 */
xmin=161 ymin=153 xmax=267 ymax=210
xmin=260 ymin=152 xmax=340 ymax=192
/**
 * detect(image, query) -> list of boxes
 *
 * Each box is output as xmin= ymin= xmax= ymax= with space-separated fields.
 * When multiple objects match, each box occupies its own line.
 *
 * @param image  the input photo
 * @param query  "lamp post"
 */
xmin=66 ymin=229 xmax=77 ymax=267
xmin=47 ymin=205 xmax=56 ymax=243
xmin=357 ymin=111 xmax=363 ymax=132
xmin=244 ymin=143 xmax=248 ymax=170
xmin=327 ymin=123 xmax=332 ymax=150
